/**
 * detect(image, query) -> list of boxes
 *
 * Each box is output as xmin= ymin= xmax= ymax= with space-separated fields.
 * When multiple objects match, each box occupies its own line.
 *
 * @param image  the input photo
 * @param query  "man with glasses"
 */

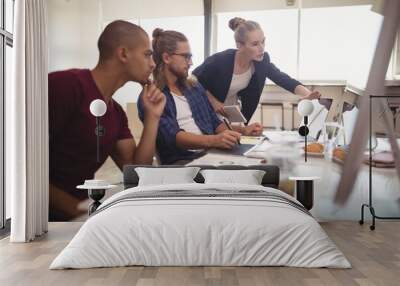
xmin=137 ymin=28 xmax=261 ymax=165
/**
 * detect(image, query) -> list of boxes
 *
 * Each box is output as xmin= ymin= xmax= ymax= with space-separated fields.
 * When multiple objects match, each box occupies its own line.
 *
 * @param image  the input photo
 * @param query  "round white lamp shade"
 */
xmin=90 ymin=99 xmax=107 ymax=117
xmin=298 ymin=100 xmax=314 ymax=116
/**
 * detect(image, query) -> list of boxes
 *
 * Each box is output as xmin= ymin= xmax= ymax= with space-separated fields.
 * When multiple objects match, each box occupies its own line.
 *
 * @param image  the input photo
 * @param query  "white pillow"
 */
xmin=200 ymin=169 xmax=266 ymax=185
xmin=135 ymin=167 xmax=201 ymax=186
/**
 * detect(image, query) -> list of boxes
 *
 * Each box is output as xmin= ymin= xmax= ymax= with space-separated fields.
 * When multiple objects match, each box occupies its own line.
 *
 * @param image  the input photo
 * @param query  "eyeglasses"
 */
xmin=172 ymin=52 xmax=193 ymax=61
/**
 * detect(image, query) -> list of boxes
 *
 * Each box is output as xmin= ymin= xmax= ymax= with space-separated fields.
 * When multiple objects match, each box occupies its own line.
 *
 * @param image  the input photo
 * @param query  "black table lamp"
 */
xmin=89 ymin=99 xmax=107 ymax=163
xmin=298 ymin=100 xmax=314 ymax=162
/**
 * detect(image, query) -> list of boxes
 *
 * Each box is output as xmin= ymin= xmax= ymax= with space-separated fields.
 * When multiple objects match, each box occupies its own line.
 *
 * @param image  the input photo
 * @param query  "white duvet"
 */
xmin=50 ymin=183 xmax=350 ymax=269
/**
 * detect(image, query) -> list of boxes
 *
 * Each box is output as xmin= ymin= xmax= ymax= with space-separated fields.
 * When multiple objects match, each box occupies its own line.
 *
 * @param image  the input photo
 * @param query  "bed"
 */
xmin=50 ymin=165 xmax=350 ymax=269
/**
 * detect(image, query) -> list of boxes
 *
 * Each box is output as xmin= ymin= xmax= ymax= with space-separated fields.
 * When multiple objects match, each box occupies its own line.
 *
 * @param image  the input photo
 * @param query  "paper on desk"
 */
xmin=250 ymin=141 xmax=273 ymax=152
xmin=243 ymin=141 xmax=274 ymax=159
xmin=244 ymin=131 xmax=310 ymax=159
xmin=263 ymin=130 xmax=315 ymax=143
xmin=263 ymin=131 xmax=300 ymax=143
xmin=240 ymin=136 xmax=264 ymax=145
xmin=187 ymin=152 xmax=262 ymax=166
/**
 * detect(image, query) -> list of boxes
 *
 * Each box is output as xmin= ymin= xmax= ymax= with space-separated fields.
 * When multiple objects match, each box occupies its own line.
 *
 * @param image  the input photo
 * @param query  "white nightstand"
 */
xmin=77 ymin=180 xmax=116 ymax=215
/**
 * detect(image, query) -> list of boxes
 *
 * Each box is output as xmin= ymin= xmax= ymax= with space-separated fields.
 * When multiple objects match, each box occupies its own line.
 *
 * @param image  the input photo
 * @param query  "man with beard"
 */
xmin=137 ymin=29 xmax=261 ymax=165
xmin=49 ymin=21 xmax=166 ymax=220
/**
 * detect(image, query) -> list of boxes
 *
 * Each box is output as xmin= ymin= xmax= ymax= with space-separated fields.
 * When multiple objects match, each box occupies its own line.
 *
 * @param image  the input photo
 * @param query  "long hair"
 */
xmin=152 ymin=28 xmax=195 ymax=90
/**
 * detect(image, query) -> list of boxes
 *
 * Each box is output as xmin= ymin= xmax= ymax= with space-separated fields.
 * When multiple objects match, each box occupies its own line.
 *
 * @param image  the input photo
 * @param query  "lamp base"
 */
xmin=298 ymin=125 xmax=309 ymax=137
xmin=298 ymin=117 xmax=310 ymax=162
xmin=88 ymin=189 xmax=105 ymax=215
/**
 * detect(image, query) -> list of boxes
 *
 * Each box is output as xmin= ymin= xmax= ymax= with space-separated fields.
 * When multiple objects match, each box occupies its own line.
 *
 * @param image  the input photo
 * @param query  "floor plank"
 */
xmin=0 ymin=221 xmax=399 ymax=286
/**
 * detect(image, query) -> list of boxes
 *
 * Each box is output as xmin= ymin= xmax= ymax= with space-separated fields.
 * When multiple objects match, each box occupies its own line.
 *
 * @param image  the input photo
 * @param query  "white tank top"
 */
xmin=224 ymin=65 xmax=254 ymax=106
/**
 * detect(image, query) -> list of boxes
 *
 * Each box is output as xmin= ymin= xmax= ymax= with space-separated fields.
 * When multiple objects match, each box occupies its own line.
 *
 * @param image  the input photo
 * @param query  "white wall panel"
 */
xmin=101 ymin=0 xmax=203 ymax=21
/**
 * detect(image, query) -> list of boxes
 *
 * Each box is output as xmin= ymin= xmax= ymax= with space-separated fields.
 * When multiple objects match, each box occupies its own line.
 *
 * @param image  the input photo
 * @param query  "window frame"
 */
xmin=0 ymin=0 xmax=13 ymax=232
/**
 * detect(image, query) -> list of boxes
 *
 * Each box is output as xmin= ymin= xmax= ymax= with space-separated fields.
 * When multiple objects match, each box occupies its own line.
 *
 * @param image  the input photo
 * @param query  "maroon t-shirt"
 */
xmin=49 ymin=69 xmax=133 ymax=198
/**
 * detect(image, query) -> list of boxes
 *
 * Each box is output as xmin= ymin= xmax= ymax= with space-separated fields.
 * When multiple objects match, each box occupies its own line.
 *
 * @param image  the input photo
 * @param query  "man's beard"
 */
xmin=170 ymin=65 xmax=188 ymax=82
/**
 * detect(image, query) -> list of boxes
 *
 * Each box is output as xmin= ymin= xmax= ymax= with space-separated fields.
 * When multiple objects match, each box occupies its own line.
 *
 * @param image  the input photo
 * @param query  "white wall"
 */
xmin=101 ymin=0 xmax=203 ymax=21
xmin=47 ymin=0 xmax=143 ymax=109
xmin=47 ymin=0 xmax=99 ymax=71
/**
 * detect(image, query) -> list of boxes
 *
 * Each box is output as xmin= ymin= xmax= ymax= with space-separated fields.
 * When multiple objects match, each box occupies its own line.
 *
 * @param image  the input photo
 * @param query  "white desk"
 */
xmin=188 ymin=133 xmax=400 ymax=221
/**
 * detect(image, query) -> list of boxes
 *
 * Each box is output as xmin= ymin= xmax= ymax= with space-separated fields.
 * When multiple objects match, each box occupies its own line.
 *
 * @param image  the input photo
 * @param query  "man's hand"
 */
xmin=301 ymin=90 xmax=321 ymax=101
xmin=141 ymin=83 xmax=166 ymax=119
xmin=243 ymin=122 xmax=263 ymax=136
xmin=211 ymin=130 xmax=241 ymax=149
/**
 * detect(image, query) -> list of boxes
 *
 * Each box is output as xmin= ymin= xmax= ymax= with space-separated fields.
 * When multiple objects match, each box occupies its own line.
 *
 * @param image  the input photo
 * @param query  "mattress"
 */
xmin=50 ymin=183 xmax=350 ymax=269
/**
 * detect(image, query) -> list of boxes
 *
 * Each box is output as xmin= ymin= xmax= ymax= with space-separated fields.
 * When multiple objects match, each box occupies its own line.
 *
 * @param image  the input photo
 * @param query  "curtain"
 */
xmin=9 ymin=0 xmax=49 ymax=242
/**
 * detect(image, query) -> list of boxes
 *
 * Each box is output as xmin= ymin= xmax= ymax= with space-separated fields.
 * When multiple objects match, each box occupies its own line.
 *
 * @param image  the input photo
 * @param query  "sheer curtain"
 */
xmin=8 ymin=0 xmax=49 ymax=242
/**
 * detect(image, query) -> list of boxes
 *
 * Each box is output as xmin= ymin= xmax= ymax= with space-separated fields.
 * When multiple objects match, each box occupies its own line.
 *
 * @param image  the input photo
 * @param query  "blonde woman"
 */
xmin=193 ymin=17 xmax=321 ymax=122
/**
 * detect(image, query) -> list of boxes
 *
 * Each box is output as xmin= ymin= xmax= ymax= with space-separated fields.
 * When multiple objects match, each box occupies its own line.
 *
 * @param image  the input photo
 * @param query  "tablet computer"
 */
xmin=223 ymin=105 xmax=247 ymax=123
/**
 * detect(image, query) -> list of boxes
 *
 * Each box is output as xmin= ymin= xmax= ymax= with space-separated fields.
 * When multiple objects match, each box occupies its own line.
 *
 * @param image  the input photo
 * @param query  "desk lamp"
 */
xmin=298 ymin=100 xmax=314 ymax=162
xmin=89 ymin=99 xmax=107 ymax=163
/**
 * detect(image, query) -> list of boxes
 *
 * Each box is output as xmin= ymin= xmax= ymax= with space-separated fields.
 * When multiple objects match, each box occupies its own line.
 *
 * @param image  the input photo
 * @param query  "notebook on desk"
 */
xmin=208 ymin=144 xmax=255 ymax=156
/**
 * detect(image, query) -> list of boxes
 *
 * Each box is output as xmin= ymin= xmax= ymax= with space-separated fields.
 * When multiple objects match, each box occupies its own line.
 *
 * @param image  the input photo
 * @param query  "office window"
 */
xmin=140 ymin=16 xmax=205 ymax=70
xmin=299 ymin=5 xmax=382 ymax=83
xmin=215 ymin=5 xmax=383 ymax=84
xmin=216 ymin=9 xmax=298 ymax=79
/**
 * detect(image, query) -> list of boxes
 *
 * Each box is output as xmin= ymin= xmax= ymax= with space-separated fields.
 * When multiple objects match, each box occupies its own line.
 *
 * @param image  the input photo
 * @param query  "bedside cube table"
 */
xmin=77 ymin=180 xmax=116 ymax=215
xmin=289 ymin=176 xmax=320 ymax=210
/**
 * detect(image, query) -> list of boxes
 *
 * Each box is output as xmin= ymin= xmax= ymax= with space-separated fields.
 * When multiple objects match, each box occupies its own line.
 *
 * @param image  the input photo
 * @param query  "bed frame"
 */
xmin=122 ymin=165 xmax=280 ymax=189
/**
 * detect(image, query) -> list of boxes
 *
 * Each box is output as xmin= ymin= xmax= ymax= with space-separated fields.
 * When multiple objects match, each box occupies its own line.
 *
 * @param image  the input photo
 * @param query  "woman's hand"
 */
xmin=243 ymin=122 xmax=263 ymax=136
xmin=295 ymin=85 xmax=322 ymax=101
xmin=206 ymin=91 xmax=227 ymax=116
xmin=301 ymin=90 xmax=322 ymax=101
xmin=212 ymin=99 xmax=227 ymax=116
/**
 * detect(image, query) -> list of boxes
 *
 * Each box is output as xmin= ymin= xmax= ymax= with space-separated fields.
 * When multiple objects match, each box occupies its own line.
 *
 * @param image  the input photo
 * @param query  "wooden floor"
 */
xmin=0 ymin=221 xmax=399 ymax=286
